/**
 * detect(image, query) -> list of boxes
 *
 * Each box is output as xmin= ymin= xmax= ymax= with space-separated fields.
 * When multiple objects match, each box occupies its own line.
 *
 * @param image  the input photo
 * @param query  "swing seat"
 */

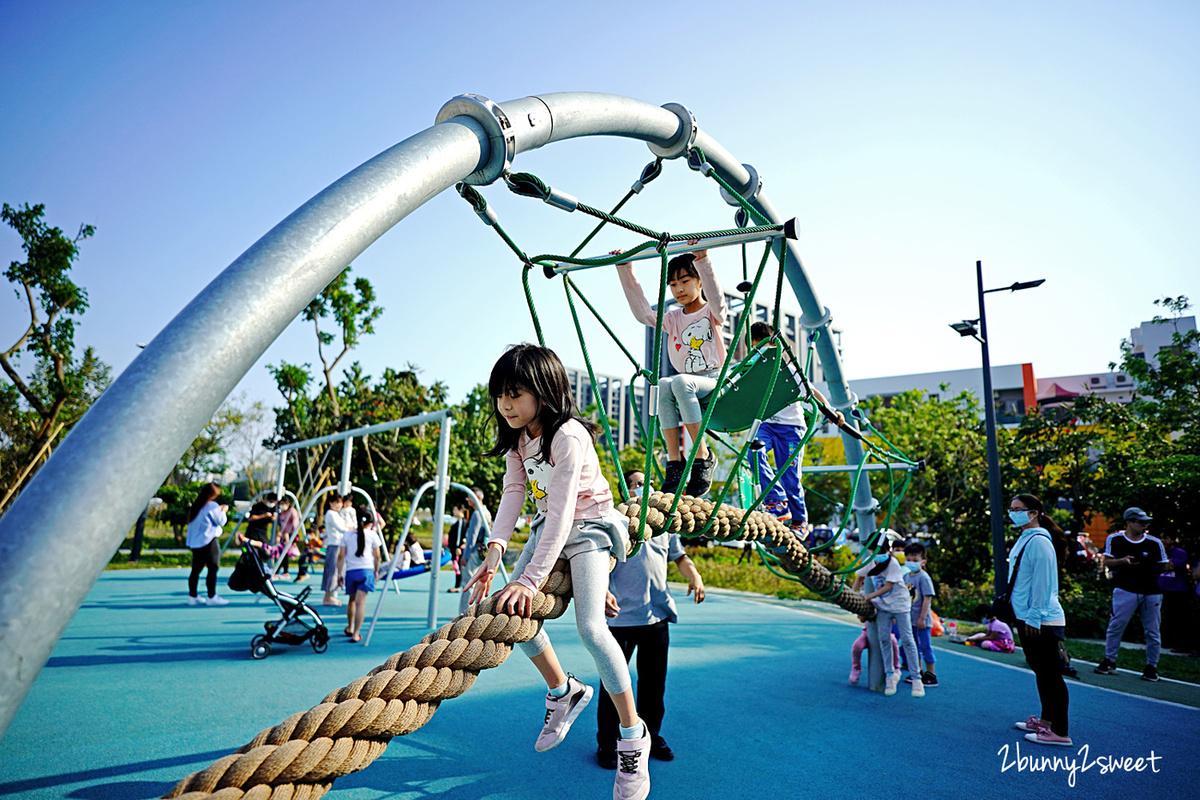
xmin=703 ymin=354 xmax=805 ymax=433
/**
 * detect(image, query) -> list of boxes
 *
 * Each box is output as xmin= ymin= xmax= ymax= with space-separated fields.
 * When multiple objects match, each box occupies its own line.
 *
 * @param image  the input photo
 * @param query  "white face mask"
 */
xmin=1008 ymin=509 xmax=1033 ymax=527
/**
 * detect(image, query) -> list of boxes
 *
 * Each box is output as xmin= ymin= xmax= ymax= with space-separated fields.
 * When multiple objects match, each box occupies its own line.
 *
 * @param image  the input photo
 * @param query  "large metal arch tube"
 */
xmin=0 ymin=92 xmax=870 ymax=737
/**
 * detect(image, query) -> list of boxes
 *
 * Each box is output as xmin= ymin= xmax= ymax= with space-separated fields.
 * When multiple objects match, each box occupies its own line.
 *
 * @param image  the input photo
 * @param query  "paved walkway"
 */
xmin=4 ymin=568 xmax=1198 ymax=800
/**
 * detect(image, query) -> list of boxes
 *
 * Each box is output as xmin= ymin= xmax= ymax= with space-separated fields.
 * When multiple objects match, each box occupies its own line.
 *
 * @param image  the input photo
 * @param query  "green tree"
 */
xmin=1 ymin=203 xmax=111 ymax=512
xmin=862 ymin=388 xmax=1000 ymax=586
xmin=171 ymin=393 xmax=256 ymax=483
xmin=303 ymin=267 xmax=384 ymax=417
xmin=1114 ymin=295 xmax=1200 ymax=452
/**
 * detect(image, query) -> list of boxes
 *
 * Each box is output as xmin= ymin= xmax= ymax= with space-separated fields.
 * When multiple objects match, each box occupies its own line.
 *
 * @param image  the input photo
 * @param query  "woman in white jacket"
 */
xmin=185 ymin=482 xmax=229 ymax=606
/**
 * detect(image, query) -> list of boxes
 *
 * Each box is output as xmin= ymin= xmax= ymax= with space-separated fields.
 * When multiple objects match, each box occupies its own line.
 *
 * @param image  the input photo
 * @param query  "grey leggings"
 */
xmin=873 ymin=609 xmax=920 ymax=678
xmin=512 ymin=545 xmax=632 ymax=695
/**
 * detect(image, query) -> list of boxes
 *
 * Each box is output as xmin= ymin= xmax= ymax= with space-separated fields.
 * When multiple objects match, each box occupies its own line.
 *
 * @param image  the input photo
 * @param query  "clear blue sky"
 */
xmin=3 ymin=1 xmax=1198 ymax=417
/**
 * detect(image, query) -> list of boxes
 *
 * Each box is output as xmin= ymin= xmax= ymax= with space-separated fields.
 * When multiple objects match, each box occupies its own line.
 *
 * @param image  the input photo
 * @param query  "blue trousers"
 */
xmin=753 ymin=422 xmax=807 ymax=522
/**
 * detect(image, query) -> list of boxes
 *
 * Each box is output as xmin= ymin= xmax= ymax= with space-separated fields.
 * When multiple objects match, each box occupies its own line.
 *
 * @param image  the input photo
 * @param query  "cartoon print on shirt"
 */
xmin=523 ymin=456 xmax=552 ymax=515
xmin=679 ymin=317 xmax=715 ymax=372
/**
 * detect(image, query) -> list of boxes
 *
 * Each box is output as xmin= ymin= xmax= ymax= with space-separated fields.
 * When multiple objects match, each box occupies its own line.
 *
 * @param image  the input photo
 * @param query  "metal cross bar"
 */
xmin=801 ymin=462 xmax=918 ymax=474
xmin=546 ymin=220 xmax=796 ymax=276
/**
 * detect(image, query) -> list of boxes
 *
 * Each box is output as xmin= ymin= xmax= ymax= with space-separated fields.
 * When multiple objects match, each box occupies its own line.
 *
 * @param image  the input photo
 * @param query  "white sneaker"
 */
xmin=205 ymin=595 xmax=229 ymax=606
xmin=911 ymin=678 xmax=925 ymax=698
xmin=186 ymin=596 xmax=202 ymax=606
xmin=614 ymin=726 xmax=651 ymax=800
xmin=534 ymin=675 xmax=592 ymax=752
xmin=884 ymin=675 xmax=898 ymax=696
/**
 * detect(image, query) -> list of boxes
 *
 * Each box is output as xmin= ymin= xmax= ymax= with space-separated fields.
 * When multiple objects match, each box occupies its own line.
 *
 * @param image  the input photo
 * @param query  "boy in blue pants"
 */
xmin=902 ymin=541 xmax=938 ymax=686
xmin=748 ymin=323 xmax=843 ymax=526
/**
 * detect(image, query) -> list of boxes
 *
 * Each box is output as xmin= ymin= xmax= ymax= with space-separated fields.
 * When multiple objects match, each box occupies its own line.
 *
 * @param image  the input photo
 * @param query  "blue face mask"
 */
xmin=873 ymin=554 xmax=890 ymax=564
xmin=903 ymin=560 xmax=921 ymax=573
xmin=1008 ymin=509 xmax=1033 ymax=527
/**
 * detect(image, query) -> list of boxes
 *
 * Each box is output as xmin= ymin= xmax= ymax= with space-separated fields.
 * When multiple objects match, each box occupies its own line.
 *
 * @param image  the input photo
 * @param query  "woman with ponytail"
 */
xmin=1007 ymin=493 xmax=1071 ymax=747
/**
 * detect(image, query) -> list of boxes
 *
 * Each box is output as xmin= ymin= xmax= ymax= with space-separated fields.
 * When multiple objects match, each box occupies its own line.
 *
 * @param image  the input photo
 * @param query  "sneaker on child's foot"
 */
xmin=614 ymin=727 xmax=651 ymax=800
xmin=1093 ymin=658 xmax=1117 ymax=675
xmin=1014 ymin=716 xmax=1049 ymax=733
xmin=911 ymin=678 xmax=925 ymax=697
xmin=884 ymin=675 xmax=898 ymax=696
xmin=1141 ymin=665 xmax=1160 ymax=682
xmin=848 ymin=665 xmax=861 ymax=685
xmin=534 ymin=674 xmax=592 ymax=752
xmin=685 ymin=451 xmax=717 ymax=496
xmin=762 ymin=500 xmax=792 ymax=521
xmin=661 ymin=461 xmax=685 ymax=495
xmin=921 ymin=671 xmax=939 ymax=687
xmin=1025 ymin=730 xmax=1073 ymax=747
xmin=205 ymin=595 xmax=229 ymax=606
xmin=186 ymin=596 xmax=202 ymax=606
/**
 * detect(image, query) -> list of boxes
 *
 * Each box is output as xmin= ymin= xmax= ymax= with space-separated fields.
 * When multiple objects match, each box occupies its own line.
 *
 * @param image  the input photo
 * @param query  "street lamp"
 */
xmin=948 ymin=261 xmax=1044 ymax=596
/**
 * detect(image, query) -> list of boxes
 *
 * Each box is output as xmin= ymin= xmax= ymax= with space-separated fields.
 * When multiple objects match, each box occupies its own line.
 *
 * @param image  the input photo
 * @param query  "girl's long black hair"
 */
xmin=188 ymin=482 xmax=221 ymax=523
xmin=485 ymin=343 xmax=600 ymax=463
xmin=354 ymin=504 xmax=371 ymax=558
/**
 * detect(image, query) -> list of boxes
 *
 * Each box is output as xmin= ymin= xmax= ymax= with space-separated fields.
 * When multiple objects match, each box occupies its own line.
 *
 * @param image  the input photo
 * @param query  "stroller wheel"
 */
xmin=251 ymin=634 xmax=271 ymax=660
xmin=311 ymin=635 xmax=328 ymax=654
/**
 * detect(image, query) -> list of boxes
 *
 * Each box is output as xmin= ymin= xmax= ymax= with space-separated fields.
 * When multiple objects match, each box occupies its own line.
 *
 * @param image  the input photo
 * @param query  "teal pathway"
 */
xmin=4 ymin=568 xmax=1197 ymax=800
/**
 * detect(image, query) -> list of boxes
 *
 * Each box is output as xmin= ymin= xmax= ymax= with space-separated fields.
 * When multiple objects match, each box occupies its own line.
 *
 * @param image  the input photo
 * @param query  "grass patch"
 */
xmin=668 ymin=544 xmax=840 ymax=602
xmin=107 ymin=551 xmax=243 ymax=569
xmin=1063 ymin=639 xmax=1200 ymax=684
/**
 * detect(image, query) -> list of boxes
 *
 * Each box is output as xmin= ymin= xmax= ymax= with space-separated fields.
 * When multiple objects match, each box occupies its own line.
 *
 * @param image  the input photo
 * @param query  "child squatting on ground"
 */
xmin=852 ymin=540 xmax=924 ymax=698
xmin=615 ymin=243 xmax=724 ymax=497
xmin=963 ymin=603 xmax=1016 ymax=652
xmin=464 ymin=344 xmax=651 ymax=800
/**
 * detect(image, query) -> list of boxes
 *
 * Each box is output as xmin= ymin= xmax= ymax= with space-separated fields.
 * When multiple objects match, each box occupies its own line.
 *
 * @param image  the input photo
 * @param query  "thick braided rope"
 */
xmin=162 ymin=568 xmax=576 ymax=800
xmin=616 ymin=493 xmax=876 ymax=620
xmin=165 ymin=497 xmax=872 ymax=799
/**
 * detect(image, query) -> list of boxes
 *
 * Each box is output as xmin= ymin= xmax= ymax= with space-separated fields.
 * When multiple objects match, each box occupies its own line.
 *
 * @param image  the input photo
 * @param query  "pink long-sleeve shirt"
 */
xmin=488 ymin=418 xmax=614 ymax=591
xmin=617 ymin=255 xmax=727 ymax=374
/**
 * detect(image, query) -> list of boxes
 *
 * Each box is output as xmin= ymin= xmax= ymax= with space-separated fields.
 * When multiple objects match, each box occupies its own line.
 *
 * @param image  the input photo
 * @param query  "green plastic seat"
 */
xmin=704 ymin=354 xmax=805 ymax=433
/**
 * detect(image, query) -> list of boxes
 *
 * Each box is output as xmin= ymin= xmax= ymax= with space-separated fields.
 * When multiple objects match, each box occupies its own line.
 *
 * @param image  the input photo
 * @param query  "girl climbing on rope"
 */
xmin=466 ymin=343 xmax=651 ymax=800
xmin=614 ymin=241 xmax=725 ymax=496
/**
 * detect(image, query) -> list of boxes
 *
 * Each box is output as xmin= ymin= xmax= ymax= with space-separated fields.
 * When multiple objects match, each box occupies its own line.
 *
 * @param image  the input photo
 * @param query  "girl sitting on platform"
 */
xmin=615 ymin=242 xmax=725 ymax=496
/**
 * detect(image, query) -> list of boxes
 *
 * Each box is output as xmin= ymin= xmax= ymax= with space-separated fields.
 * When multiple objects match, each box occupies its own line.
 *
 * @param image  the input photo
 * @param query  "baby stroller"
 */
xmin=228 ymin=544 xmax=330 ymax=659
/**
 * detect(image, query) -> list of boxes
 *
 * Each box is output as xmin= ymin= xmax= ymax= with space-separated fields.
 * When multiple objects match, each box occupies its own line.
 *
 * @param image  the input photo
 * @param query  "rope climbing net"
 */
xmin=158 ymin=119 xmax=939 ymax=800
xmin=456 ymin=145 xmax=923 ymax=583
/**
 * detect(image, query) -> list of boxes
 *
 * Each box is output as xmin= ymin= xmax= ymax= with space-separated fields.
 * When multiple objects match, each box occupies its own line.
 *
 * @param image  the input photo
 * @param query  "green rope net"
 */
xmin=455 ymin=149 xmax=921 ymax=565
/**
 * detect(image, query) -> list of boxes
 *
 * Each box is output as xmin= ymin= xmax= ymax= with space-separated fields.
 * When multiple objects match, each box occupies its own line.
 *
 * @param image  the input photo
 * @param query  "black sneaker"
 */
xmin=921 ymin=671 xmax=938 ymax=687
xmin=661 ymin=460 xmax=685 ymax=494
xmin=1141 ymin=665 xmax=1159 ymax=682
xmin=1093 ymin=658 xmax=1117 ymax=675
xmin=597 ymin=747 xmax=618 ymax=770
xmin=685 ymin=451 xmax=717 ymax=496
xmin=650 ymin=736 xmax=675 ymax=761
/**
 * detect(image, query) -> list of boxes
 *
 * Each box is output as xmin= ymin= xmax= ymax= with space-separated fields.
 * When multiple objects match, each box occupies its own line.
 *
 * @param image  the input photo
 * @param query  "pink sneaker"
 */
xmin=614 ymin=727 xmax=651 ymax=800
xmin=848 ymin=666 xmax=861 ymax=685
xmin=1025 ymin=730 xmax=1073 ymax=747
xmin=534 ymin=675 xmax=592 ymax=752
xmin=1014 ymin=716 xmax=1049 ymax=733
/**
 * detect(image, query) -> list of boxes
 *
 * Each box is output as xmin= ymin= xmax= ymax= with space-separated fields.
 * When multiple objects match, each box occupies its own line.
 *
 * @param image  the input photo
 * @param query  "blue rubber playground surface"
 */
xmin=5 ymin=566 xmax=1198 ymax=800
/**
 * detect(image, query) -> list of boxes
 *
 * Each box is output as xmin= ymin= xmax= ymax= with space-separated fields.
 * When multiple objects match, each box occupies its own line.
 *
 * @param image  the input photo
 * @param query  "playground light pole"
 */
xmin=948 ymin=261 xmax=1044 ymax=596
